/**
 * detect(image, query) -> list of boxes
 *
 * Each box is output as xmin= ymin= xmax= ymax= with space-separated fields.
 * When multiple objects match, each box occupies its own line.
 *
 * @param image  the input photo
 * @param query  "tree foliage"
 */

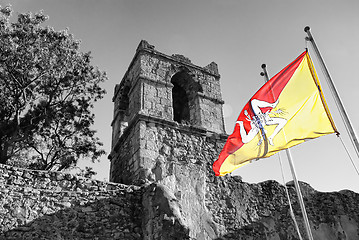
xmin=0 ymin=6 xmax=107 ymax=171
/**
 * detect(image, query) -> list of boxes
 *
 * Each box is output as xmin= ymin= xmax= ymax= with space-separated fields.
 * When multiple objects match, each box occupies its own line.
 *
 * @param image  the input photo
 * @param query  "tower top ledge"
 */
xmin=136 ymin=40 xmax=220 ymax=77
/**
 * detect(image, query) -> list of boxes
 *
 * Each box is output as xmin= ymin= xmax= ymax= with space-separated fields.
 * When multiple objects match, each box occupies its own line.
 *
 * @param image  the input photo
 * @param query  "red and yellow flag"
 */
xmin=213 ymin=50 xmax=338 ymax=176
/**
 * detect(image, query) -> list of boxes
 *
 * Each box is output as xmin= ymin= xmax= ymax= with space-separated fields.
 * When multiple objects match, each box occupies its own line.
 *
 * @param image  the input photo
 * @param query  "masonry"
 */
xmin=107 ymin=40 xmax=359 ymax=239
xmin=108 ymin=40 xmax=226 ymax=186
xmin=1 ymin=162 xmax=359 ymax=239
xmin=0 ymin=164 xmax=143 ymax=239
xmin=1 ymin=41 xmax=359 ymax=240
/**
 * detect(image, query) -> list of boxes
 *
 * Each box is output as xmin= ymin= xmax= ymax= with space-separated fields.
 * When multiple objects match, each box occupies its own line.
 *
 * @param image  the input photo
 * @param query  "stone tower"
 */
xmin=109 ymin=40 xmax=227 ymax=185
xmin=3 ymin=40 xmax=356 ymax=240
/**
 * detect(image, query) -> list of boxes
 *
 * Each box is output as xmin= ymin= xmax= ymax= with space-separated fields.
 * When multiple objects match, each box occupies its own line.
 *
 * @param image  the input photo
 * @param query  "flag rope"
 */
xmin=277 ymin=153 xmax=304 ymax=240
xmin=306 ymin=51 xmax=338 ymax=134
xmin=305 ymin=26 xmax=359 ymax=160
xmin=338 ymin=135 xmax=359 ymax=176
xmin=309 ymin=40 xmax=359 ymax=176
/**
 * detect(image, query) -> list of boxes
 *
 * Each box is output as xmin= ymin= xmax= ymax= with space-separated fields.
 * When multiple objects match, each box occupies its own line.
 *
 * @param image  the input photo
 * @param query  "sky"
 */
xmin=1 ymin=0 xmax=359 ymax=193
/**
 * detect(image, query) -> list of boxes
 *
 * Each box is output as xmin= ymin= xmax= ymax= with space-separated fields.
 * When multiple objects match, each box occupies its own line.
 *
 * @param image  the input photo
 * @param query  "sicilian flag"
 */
xmin=213 ymin=50 xmax=338 ymax=176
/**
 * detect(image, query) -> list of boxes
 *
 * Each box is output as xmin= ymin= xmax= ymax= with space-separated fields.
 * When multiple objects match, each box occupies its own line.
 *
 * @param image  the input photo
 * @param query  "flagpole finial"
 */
xmin=304 ymin=26 xmax=310 ymax=32
xmin=261 ymin=64 xmax=266 ymax=76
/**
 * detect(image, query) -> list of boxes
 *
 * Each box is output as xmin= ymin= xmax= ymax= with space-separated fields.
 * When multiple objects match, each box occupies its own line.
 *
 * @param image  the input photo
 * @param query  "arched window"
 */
xmin=171 ymin=69 xmax=202 ymax=125
xmin=118 ymin=86 xmax=130 ymax=115
xmin=112 ymin=85 xmax=130 ymax=146
xmin=172 ymin=81 xmax=190 ymax=123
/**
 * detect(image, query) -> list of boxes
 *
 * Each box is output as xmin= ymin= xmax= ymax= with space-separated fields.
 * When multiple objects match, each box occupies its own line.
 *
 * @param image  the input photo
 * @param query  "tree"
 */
xmin=0 ymin=6 xmax=107 ymax=171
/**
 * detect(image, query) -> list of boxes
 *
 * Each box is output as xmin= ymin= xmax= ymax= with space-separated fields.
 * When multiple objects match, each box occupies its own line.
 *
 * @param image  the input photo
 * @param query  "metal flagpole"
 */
xmin=284 ymin=149 xmax=314 ymax=240
xmin=261 ymin=64 xmax=314 ymax=240
xmin=305 ymin=26 xmax=359 ymax=159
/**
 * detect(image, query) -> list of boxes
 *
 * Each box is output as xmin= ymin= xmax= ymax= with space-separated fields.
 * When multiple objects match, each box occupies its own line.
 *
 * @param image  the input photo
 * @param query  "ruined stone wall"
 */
xmin=207 ymin=178 xmax=359 ymax=239
xmin=131 ymin=118 xmax=228 ymax=239
xmin=0 ymin=164 xmax=143 ymax=240
xmin=108 ymin=41 xmax=359 ymax=239
xmin=1 ymin=156 xmax=359 ymax=240
xmin=124 ymin=117 xmax=359 ymax=239
xmin=142 ymin=183 xmax=191 ymax=240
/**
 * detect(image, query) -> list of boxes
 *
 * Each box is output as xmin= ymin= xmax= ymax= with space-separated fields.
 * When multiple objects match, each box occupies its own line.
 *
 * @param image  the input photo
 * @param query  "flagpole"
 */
xmin=261 ymin=64 xmax=314 ymax=240
xmin=305 ymin=26 xmax=359 ymax=159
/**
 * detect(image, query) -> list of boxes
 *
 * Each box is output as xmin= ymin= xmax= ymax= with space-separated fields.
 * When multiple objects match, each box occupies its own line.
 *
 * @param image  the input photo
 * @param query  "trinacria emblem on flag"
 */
xmin=213 ymin=50 xmax=337 ymax=176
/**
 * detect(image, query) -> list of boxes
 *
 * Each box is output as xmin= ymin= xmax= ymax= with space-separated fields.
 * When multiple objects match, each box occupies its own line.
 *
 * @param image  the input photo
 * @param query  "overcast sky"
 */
xmin=2 ymin=0 xmax=359 ymax=193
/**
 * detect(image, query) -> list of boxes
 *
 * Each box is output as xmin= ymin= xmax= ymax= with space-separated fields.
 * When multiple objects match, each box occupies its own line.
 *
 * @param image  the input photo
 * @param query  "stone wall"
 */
xmin=132 ymin=117 xmax=359 ymax=239
xmin=0 ymin=163 xmax=201 ymax=240
xmin=122 ymin=117 xmax=226 ymax=239
xmin=0 ymin=164 xmax=143 ymax=239
xmin=142 ymin=183 xmax=191 ymax=240
xmin=1 ymin=158 xmax=359 ymax=240
xmin=4 ymin=38 xmax=359 ymax=239
xmin=208 ymin=178 xmax=359 ymax=239
xmin=110 ymin=116 xmax=142 ymax=184
xmin=109 ymin=113 xmax=359 ymax=239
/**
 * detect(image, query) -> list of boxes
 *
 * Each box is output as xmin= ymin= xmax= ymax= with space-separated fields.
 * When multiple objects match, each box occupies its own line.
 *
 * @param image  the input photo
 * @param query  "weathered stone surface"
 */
xmin=108 ymin=40 xmax=359 ymax=240
xmin=0 ymin=164 xmax=143 ymax=239
xmin=1 ymin=158 xmax=359 ymax=239
xmin=210 ymin=179 xmax=359 ymax=240
xmin=110 ymin=40 xmax=225 ymax=158
xmin=3 ymin=40 xmax=358 ymax=240
xmin=142 ymin=183 xmax=190 ymax=240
